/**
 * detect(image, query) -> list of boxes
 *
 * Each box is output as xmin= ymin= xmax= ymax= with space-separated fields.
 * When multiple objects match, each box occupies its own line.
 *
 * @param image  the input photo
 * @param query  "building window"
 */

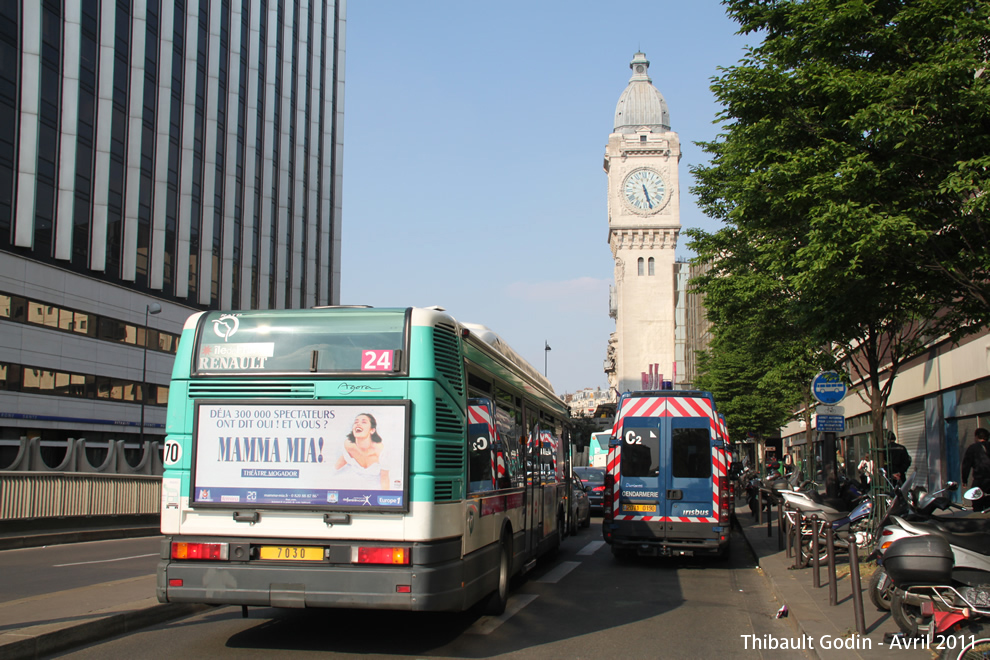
xmin=637 ymin=257 xmax=644 ymax=276
xmin=648 ymin=257 xmax=655 ymax=276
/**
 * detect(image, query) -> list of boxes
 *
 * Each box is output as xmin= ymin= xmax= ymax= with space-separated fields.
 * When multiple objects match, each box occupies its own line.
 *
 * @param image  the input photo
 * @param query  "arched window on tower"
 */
xmin=648 ymin=257 xmax=655 ymax=276
xmin=637 ymin=258 xmax=644 ymax=276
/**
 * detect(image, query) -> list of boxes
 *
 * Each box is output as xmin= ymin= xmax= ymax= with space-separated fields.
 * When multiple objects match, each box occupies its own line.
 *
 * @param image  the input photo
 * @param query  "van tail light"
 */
xmin=172 ymin=542 xmax=229 ymax=560
xmin=718 ymin=476 xmax=731 ymax=526
xmin=602 ymin=472 xmax=613 ymax=522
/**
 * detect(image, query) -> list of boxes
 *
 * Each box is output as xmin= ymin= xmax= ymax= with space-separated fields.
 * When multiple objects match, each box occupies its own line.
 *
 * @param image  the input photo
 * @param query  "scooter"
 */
xmin=884 ymin=488 xmax=990 ymax=642
xmin=867 ymin=480 xmax=967 ymax=612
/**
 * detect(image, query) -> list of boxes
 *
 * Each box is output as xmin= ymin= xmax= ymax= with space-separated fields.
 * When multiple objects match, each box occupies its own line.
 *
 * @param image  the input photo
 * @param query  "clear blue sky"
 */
xmin=341 ymin=2 xmax=753 ymax=395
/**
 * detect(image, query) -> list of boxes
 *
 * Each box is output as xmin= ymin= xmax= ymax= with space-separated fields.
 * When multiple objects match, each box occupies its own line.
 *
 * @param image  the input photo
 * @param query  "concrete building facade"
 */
xmin=0 ymin=0 xmax=346 ymax=452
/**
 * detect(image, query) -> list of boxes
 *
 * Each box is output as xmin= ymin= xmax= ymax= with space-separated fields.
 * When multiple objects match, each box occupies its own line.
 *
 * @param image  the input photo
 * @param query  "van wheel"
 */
xmin=484 ymin=535 xmax=511 ymax=616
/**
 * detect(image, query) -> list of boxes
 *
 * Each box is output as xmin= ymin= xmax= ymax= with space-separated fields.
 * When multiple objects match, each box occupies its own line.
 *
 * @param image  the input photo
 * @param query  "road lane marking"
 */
xmin=53 ymin=553 xmax=157 ymax=567
xmin=578 ymin=540 xmax=605 ymax=556
xmin=466 ymin=594 xmax=539 ymax=635
xmin=531 ymin=560 xmax=580 ymax=584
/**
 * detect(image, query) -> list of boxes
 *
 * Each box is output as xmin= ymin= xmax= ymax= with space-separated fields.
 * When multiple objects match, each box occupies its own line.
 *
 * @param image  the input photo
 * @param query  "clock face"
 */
xmin=623 ymin=168 xmax=666 ymax=213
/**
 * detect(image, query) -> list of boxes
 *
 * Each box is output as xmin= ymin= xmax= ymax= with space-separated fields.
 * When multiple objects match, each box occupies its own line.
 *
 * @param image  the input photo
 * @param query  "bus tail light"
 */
xmin=355 ymin=546 xmax=410 ymax=565
xmin=172 ymin=542 xmax=229 ymax=560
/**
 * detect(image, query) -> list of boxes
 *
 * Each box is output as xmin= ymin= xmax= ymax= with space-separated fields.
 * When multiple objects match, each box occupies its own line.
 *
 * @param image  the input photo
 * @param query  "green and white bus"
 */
xmin=157 ymin=306 xmax=571 ymax=614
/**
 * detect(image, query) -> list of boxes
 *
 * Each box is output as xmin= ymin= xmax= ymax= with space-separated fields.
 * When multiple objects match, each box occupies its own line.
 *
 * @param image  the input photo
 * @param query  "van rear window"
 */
xmin=620 ymin=426 xmax=659 ymax=477
xmin=672 ymin=428 xmax=711 ymax=478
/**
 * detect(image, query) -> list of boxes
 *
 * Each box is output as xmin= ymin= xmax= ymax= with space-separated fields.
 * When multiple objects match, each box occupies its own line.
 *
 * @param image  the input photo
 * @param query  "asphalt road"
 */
xmin=47 ymin=521 xmax=806 ymax=659
xmin=0 ymin=536 xmax=161 ymax=602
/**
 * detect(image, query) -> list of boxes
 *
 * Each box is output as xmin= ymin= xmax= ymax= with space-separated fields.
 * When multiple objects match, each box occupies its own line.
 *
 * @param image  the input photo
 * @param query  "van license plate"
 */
xmin=623 ymin=504 xmax=657 ymax=513
xmin=259 ymin=546 xmax=323 ymax=561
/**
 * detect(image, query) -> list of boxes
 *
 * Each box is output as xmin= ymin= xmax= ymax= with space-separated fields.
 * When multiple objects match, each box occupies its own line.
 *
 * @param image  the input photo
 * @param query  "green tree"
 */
xmin=689 ymin=0 xmax=990 ymax=457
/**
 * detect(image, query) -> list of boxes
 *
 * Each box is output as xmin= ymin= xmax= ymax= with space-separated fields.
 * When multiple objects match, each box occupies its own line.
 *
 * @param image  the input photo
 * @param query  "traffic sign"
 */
xmin=811 ymin=371 xmax=847 ymax=405
xmin=816 ymin=415 xmax=845 ymax=433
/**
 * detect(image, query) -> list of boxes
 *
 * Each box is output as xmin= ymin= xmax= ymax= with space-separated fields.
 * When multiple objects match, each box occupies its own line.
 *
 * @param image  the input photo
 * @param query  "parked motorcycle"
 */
xmin=867 ymin=479 xmax=967 ymax=612
xmin=884 ymin=487 xmax=990 ymax=649
xmin=778 ymin=475 xmax=872 ymax=564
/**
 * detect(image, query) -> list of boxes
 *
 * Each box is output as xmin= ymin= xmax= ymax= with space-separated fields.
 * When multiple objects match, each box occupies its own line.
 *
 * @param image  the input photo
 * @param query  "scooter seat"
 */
xmin=932 ymin=529 xmax=990 ymax=556
xmin=932 ymin=513 xmax=990 ymax=535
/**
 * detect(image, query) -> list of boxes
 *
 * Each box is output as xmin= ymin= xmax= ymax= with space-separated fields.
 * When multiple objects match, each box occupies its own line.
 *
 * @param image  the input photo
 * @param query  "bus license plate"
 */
xmin=624 ymin=504 xmax=657 ymax=513
xmin=259 ymin=546 xmax=323 ymax=561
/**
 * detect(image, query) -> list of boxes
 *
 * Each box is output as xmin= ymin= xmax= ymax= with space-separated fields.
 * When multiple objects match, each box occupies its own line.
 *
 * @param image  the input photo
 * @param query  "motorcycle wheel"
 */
xmin=890 ymin=588 xmax=929 ymax=637
xmin=799 ymin=535 xmax=829 ymax=565
xmin=937 ymin=620 xmax=990 ymax=660
xmin=868 ymin=566 xmax=893 ymax=611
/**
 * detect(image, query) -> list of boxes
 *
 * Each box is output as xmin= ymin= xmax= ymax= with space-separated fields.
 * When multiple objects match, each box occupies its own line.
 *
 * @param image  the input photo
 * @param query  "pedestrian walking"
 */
xmin=962 ymin=427 xmax=990 ymax=512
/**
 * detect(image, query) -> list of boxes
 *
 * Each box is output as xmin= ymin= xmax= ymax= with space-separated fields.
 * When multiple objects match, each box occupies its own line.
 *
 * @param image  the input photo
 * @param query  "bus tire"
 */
xmin=484 ymin=534 xmax=511 ymax=616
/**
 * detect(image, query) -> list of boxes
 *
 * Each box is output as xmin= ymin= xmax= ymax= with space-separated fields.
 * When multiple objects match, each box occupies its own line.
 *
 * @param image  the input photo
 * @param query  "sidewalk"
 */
xmin=738 ymin=510 xmax=932 ymax=660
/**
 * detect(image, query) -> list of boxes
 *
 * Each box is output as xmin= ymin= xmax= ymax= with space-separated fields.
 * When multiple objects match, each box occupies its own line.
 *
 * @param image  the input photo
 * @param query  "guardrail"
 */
xmin=1 ymin=437 xmax=163 ymax=474
xmin=0 ymin=472 xmax=161 ymax=522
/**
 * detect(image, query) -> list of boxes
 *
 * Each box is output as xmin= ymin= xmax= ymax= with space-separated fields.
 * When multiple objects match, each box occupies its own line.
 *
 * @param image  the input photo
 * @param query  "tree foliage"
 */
xmin=688 ymin=0 xmax=990 ymax=448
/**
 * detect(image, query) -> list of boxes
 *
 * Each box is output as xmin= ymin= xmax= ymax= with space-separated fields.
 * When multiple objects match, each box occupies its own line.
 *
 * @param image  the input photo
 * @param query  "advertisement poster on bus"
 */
xmin=191 ymin=400 xmax=409 ymax=510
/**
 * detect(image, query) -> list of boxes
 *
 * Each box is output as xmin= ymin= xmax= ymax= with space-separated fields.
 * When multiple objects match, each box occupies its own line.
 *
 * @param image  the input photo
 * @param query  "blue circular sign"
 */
xmin=811 ymin=371 xmax=847 ymax=405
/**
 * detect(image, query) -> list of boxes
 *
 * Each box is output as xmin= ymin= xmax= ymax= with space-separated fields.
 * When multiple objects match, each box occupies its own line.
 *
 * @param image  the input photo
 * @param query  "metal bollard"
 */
xmin=776 ymin=497 xmax=784 ymax=550
xmin=783 ymin=505 xmax=791 ymax=558
xmin=767 ymin=493 xmax=780 ymax=549
xmin=849 ymin=536 xmax=866 ymax=634
xmin=793 ymin=509 xmax=803 ymax=569
xmin=826 ymin=523 xmax=837 ymax=606
xmin=756 ymin=489 xmax=762 ymax=525
xmin=812 ymin=515 xmax=821 ymax=588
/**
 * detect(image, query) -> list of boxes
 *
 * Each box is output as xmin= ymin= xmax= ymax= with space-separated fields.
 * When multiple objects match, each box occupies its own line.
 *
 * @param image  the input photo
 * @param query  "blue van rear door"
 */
xmin=618 ymin=417 xmax=665 ymax=525
xmin=666 ymin=416 xmax=716 ymax=533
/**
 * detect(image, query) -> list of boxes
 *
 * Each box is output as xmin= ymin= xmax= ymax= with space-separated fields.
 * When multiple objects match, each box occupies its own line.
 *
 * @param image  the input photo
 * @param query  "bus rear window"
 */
xmin=194 ymin=309 xmax=407 ymax=375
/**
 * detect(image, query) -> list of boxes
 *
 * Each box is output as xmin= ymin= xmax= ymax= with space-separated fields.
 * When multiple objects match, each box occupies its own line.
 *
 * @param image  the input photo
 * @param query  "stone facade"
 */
xmin=604 ymin=53 xmax=681 ymax=395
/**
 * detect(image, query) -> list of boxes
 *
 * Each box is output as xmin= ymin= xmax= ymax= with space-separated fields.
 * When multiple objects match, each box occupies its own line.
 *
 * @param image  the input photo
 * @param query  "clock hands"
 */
xmin=642 ymin=184 xmax=653 ymax=209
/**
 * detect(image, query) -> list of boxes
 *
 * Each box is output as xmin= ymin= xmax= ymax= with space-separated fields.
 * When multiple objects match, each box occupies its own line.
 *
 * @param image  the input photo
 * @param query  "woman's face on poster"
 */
xmin=352 ymin=415 xmax=374 ymax=441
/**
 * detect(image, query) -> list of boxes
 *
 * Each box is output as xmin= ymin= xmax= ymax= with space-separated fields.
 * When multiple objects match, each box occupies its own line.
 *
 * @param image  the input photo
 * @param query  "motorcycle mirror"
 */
xmin=946 ymin=481 xmax=958 ymax=492
xmin=964 ymin=487 xmax=984 ymax=501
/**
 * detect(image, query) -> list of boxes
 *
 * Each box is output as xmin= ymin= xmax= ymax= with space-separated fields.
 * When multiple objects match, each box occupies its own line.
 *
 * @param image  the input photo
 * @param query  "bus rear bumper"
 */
xmin=157 ymin=558 xmax=475 ymax=612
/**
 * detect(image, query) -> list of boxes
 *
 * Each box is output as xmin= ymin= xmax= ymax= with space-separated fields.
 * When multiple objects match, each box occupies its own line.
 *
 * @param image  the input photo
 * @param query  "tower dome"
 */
xmin=613 ymin=52 xmax=670 ymax=134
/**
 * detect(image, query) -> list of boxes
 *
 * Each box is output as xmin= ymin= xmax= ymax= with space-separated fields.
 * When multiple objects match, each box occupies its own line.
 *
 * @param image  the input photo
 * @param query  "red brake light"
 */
xmin=356 ymin=546 xmax=410 ymax=565
xmin=171 ymin=542 xmax=228 ymax=560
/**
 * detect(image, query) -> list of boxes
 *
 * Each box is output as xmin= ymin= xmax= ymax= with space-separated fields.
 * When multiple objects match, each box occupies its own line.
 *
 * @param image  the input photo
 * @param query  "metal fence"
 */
xmin=0 ymin=472 xmax=161 ymax=521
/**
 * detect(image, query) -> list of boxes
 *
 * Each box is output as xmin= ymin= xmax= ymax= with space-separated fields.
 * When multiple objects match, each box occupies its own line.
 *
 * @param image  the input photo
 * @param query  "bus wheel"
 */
xmin=484 ymin=535 xmax=511 ymax=616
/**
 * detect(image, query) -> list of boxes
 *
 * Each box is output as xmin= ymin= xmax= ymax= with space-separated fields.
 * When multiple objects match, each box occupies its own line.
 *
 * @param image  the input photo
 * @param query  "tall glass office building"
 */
xmin=0 ymin=0 xmax=346 ymax=453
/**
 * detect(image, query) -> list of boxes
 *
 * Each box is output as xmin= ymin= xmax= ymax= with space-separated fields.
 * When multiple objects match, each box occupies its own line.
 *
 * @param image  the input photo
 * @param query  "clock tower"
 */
xmin=604 ymin=52 xmax=681 ymax=395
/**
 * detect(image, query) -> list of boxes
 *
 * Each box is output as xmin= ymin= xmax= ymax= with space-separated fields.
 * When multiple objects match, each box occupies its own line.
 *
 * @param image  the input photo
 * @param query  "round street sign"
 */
xmin=811 ymin=371 xmax=847 ymax=405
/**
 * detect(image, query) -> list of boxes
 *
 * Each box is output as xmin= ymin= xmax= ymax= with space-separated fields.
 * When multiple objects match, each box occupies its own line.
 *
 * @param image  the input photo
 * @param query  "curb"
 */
xmin=0 ymin=602 xmax=211 ymax=660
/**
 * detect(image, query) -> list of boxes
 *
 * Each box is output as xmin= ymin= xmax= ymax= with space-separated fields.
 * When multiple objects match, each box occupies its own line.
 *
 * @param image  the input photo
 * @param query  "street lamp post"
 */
xmin=544 ymin=341 xmax=551 ymax=377
xmin=140 ymin=303 xmax=162 ymax=445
